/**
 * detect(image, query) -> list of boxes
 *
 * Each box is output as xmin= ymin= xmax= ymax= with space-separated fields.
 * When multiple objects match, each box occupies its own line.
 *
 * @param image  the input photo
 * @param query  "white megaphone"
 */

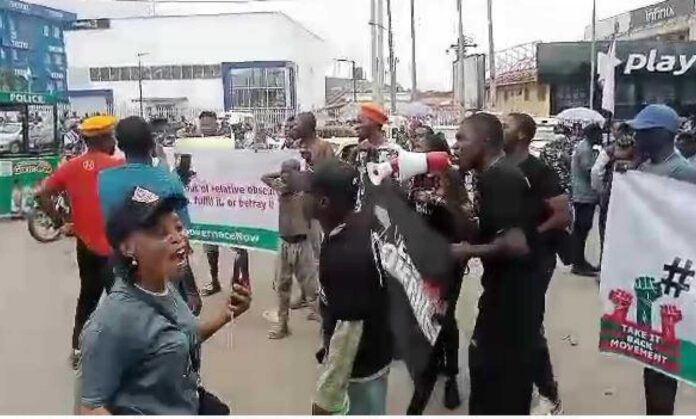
xmin=366 ymin=151 xmax=451 ymax=185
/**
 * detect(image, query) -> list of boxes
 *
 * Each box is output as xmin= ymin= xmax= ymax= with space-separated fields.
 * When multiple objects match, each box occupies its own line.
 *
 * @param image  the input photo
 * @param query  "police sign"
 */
xmin=8 ymin=93 xmax=46 ymax=104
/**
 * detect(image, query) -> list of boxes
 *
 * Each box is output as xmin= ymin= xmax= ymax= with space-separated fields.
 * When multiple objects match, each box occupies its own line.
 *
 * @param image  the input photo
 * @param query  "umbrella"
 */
xmin=399 ymin=101 xmax=433 ymax=117
xmin=556 ymin=107 xmax=606 ymax=126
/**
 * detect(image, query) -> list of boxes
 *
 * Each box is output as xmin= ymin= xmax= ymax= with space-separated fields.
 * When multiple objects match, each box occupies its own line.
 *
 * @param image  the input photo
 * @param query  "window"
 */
xmin=129 ymin=66 xmax=140 ymax=80
xmin=171 ymin=65 xmax=182 ymax=79
xmin=108 ymin=67 xmax=119 ymax=81
xmin=53 ymin=54 xmax=63 ymax=66
xmin=140 ymin=66 xmax=151 ymax=80
xmin=211 ymin=64 xmax=221 ymax=78
xmin=119 ymin=67 xmax=130 ymax=81
xmin=203 ymin=65 xmax=215 ymax=78
xmin=89 ymin=68 xmax=100 ymax=81
xmin=182 ymin=65 xmax=193 ymax=79
xmin=193 ymin=65 xmax=205 ymax=79
xmin=99 ymin=67 xmax=110 ymax=81
xmin=230 ymin=66 xmax=290 ymax=109
xmin=43 ymin=25 xmax=49 ymax=36
xmin=53 ymin=26 xmax=60 ymax=39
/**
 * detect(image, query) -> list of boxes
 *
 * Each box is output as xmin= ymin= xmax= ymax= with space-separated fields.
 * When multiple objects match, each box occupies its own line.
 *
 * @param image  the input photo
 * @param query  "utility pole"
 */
xmin=457 ymin=0 xmax=465 ymax=108
xmin=387 ymin=0 xmax=397 ymax=114
xmin=487 ymin=0 xmax=496 ymax=109
xmin=137 ymin=52 xmax=148 ymax=118
xmin=370 ymin=0 xmax=379 ymax=103
xmin=410 ymin=0 xmax=417 ymax=102
xmin=376 ymin=0 xmax=385 ymax=105
xmin=337 ymin=59 xmax=358 ymax=102
xmin=589 ymin=0 xmax=597 ymax=109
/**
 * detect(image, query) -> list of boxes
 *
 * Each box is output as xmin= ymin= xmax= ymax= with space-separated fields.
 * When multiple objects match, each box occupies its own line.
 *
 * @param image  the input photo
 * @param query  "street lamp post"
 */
xmin=137 ymin=52 xmax=149 ymax=118
xmin=337 ymin=59 xmax=358 ymax=102
xmin=589 ymin=0 xmax=597 ymax=109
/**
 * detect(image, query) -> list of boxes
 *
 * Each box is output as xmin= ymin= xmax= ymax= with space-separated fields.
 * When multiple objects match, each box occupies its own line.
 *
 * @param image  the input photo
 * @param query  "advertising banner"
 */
xmin=600 ymin=171 xmax=696 ymax=385
xmin=184 ymin=149 xmax=300 ymax=252
xmin=630 ymin=0 xmax=694 ymax=31
xmin=0 ymin=155 xmax=58 ymax=216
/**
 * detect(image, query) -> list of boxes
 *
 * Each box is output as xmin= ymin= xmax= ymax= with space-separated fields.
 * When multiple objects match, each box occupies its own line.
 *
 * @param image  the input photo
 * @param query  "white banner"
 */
xmin=183 ymin=149 xmax=301 ymax=251
xmin=600 ymin=171 xmax=696 ymax=385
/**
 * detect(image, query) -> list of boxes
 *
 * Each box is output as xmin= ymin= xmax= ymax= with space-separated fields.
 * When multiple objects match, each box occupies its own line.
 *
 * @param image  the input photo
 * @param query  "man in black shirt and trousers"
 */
xmin=504 ymin=113 xmax=572 ymax=415
xmin=451 ymin=113 xmax=544 ymax=415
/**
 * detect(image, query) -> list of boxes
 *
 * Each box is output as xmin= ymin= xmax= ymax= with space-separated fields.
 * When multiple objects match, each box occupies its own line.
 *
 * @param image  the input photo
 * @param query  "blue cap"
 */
xmin=628 ymin=104 xmax=680 ymax=133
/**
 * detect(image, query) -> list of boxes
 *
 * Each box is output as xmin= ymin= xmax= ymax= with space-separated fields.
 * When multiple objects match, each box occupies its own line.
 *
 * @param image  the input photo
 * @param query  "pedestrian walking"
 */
xmin=262 ymin=159 xmax=319 ymax=340
xmin=504 ymin=112 xmax=572 ymax=415
xmin=406 ymin=133 xmax=476 ymax=414
xmin=308 ymin=160 xmax=392 ymax=415
xmin=626 ymin=104 xmax=696 ymax=415
xmin=78 ymin=186 xmax=251 ymax=415
xmin=98 ymin=116 xmax=201 ymax=315
xmin=451 ymin=112 xmax=543 ymax=415
xmin=570 ymin=124 xmax=602 ymax=277
xmin=35 ymin=115 xmax=124 ymax=369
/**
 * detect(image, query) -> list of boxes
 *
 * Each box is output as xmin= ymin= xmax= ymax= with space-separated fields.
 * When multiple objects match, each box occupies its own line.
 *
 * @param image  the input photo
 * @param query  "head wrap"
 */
xmin=360 ymin=102 xmax=388 ymax=126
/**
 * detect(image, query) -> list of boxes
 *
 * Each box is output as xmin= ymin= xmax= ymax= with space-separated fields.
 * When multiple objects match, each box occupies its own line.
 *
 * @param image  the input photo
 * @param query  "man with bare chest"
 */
xmin=262 ymin=159 xmax=319 ymax=339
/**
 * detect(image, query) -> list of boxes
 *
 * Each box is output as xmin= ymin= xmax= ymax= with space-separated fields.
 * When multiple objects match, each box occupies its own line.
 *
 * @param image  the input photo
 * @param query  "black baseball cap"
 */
xmin=309 ymin=159 xmax=359 ymax=205
xmin=106 ymin=186 xmax=187 ymax=249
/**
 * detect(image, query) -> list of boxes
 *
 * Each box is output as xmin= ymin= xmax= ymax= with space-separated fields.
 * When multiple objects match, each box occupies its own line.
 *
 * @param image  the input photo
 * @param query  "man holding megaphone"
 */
xmin=450 ymin=112 xmax=544 ymax=415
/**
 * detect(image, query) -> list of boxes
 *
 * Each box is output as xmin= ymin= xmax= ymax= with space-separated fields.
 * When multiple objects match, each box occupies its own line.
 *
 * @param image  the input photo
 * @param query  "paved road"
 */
xmin=2 ymin=219 xmax=696 ymax=414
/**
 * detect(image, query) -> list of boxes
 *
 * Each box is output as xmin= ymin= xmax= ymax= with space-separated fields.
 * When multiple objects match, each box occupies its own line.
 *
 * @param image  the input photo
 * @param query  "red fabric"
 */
xmin=44 ymin=151 xmax=124 ymax=255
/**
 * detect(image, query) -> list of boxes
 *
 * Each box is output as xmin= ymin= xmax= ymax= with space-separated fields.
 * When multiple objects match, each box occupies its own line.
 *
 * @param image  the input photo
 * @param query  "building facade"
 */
xmin=585 ymin=0 xmax=696 ymax=42
xmin=64 ymin=12 xmax=330 ymax=124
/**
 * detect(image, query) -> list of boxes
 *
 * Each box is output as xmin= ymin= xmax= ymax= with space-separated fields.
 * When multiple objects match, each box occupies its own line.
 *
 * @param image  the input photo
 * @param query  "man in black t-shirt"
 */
xmin=505 ymin=113 xmax=572 ymax=415
xmin=307 ymin=160 xmax=392 ymax=415
xmin=452 ymin=113 xmax=544 ymax=415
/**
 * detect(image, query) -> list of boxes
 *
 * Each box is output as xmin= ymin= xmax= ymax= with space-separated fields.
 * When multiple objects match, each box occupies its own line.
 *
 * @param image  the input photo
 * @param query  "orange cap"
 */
xmin=360 ymin=102 xmax=388 ymax=125
xmin=79 ymin=115 xmax=117 ymax=138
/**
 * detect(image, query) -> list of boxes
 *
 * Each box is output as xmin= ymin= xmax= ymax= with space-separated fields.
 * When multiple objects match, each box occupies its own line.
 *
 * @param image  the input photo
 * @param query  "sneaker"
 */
xmin=69 ymin=349 xmax=81 ymax=371
xmin=571 ymin=266 xmax=598 ymax=277
xmin=268 ymin=324 xmax=290 ymax=340
xmin=201 ymin=282 xmax=221 ymax=297
xmin=532 ymin=395 xmax=563 ymax=415
xmin=444 ymin=377 xmax=462 ymax=410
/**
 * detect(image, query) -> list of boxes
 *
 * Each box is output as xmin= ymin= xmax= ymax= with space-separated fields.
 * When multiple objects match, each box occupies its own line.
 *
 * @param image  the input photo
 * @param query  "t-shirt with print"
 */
xmin=473 ymin=160 xmax=543 ymax=353
xmin=79 ymin=278 xmax=199 ymax=415
xmin=319 ymin=213 xmax=392 ymax=379
xmin=43 ymin=151 xmax=124 ymax=255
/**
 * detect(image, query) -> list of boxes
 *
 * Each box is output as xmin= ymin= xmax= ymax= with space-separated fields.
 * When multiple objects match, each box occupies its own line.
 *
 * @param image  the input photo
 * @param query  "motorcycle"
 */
xmin=27 ymin=192 xmax=71 ymax=243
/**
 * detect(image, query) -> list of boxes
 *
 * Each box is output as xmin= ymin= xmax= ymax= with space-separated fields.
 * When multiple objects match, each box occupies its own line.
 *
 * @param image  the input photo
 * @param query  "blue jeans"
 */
xmin=347 ymin=372 xmax=388 ymax=415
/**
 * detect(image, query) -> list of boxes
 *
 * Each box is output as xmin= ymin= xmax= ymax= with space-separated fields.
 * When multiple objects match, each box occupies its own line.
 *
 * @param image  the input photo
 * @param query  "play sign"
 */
xmin=622 ymin=49 xmax=696 ymax=76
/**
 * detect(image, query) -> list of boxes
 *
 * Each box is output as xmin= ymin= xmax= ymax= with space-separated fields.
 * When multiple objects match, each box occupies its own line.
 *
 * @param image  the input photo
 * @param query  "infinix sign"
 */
xmin=623 ymin=50 xmax=696 ymax=76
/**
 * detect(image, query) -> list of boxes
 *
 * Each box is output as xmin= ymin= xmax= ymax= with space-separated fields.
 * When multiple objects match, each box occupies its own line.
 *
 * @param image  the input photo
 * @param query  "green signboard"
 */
xmin=0 ymin=155 xmax=59 ymax=216
xmin=0 ymin=91 xmax=59 ymax=105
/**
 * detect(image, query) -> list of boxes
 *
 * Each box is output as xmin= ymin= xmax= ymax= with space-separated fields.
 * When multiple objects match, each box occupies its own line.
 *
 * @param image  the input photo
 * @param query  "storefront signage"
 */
xmin=66 ymin=18 xmax=110 ymax=31
xmin=630 ymin=0 xmax=695 ymax=31
xmin=623 ymin=49 xmax=696 ymax=75
xmin=3 ymin=39 xmax=30 ymax=50
xmin=12 ymin=160 xmax=53 ymax=175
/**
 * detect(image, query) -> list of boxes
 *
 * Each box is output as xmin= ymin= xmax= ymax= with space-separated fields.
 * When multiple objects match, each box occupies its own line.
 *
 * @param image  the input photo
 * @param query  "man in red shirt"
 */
xmin=36 ymin=115 xmax=124 ymax=368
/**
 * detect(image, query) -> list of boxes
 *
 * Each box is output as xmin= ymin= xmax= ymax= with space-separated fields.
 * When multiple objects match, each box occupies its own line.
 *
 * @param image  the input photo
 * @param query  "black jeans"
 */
xmin=407 ymin=306 xmax=460 ymax=414
xmin=469 ymin=343 xmax=533 ymax=415
xmin=644 ymin=368 xmax=677 ymax=415
xmin=73 ymin=239 xmax=113 ymax=350
xmin=572 ymin=202 xmax=596 ymax=268
xmin=205 ymin=246 xmax=250 ymax=288
xmin=534 ymin=249 xmax=559 ymax=402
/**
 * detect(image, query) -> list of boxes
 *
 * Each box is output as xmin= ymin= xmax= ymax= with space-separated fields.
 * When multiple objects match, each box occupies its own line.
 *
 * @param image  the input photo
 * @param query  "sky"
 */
xmin=41 ymin=0 xmax=661 ymax=90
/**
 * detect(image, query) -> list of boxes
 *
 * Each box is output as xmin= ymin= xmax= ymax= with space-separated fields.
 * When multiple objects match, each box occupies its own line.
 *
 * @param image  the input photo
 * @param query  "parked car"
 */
xmin=0 ymin=123 xmax=23 ymax=154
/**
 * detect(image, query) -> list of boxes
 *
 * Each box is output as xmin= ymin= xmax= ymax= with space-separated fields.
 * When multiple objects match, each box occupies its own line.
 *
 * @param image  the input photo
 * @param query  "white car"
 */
xmin=0 ymin=123 xmax=23 ymax=154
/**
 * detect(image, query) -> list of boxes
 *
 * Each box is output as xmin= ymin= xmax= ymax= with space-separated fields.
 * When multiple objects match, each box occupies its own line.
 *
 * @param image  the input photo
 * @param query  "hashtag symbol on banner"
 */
xmin=660 ymin=257 xmax=694 ymax=299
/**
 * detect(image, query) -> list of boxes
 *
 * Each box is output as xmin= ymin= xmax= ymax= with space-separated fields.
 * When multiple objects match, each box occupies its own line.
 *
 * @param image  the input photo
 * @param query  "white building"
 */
xmin=64 ymin=11 xmax=331 ymax=124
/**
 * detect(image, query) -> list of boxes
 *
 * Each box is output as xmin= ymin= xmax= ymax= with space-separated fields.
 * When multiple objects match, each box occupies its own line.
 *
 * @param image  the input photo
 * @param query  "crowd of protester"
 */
xmin=32 ymin=99 xmax=696 ymax=415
